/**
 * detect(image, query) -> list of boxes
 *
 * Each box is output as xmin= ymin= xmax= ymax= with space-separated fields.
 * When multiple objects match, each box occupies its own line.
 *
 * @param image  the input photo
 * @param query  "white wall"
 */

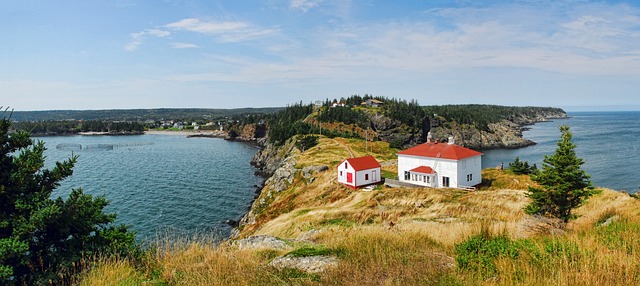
xmin=337 ymin=161 xmax=355 ymax=187
xmin=398 ymin=154 xmax=482 ymax=188
xmin=338 ymin=160 xmax=381 ymax=187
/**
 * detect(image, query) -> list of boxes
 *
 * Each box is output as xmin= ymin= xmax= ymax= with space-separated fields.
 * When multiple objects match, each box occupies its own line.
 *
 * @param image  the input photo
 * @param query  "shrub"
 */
xmin=508 ymin=157 xmax=537 ymax=175
xmin=455 ymin=231 xmax=519 ymax=278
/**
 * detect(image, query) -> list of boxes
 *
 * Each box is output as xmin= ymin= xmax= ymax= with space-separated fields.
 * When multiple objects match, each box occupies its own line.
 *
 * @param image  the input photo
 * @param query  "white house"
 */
xmin=397 ymin=137 xmax=483 ymax=189
xmin=337 ymin=155 xmax=382 ymax=189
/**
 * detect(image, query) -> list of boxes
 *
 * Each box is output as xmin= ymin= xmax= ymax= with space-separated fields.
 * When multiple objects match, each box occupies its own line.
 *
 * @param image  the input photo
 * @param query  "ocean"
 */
xmin=37 ymin=111 xmax=639 ymax=241
xmin=482 ymin=111 xmax=640 ymax=193
xmin=40 ymin=134 xmax=263 ymax=241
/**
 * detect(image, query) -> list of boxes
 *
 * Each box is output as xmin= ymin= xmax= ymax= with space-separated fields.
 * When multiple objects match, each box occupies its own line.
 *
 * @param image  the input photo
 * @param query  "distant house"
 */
xmin=364 ymin=99 xmax=384 ymax=107
xmin=173 ymin=122 xmax=185 ymax=130
xmin=332 ymin=102 xmax=346 ymax=108
xmin=337 ymin=155 xmax=382 ymax=189
xmin=397 ymin=137 xmax=483 ymax=189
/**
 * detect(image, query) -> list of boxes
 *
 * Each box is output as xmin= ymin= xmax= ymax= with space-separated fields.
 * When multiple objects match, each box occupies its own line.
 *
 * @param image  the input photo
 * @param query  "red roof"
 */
xmin=397 ymin=142 xmax=483 ymax=160
xmin=345 ymin=155 xmax=381 ymax=171
xmin=409 ymin=166 xmax=436 ymax=174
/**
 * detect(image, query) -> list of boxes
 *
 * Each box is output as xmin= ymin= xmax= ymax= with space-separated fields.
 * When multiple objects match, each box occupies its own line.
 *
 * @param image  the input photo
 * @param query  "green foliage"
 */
xmin=295 ymin=135 xmax=319 ymax=152
xmin=287 ymin=246 xmax=333 ymax=257
xmin=423 ymin=104 xmax=565 ymax=132
xmin=11 ymin=107 xmax=282 ymax=122
xmin=389 ymin=138 xmax=405 ymax=149
xmin=382 ymin=98 xmax=425 ymax=127
xmin=525 ymin=125 xmax=596 ymax=222
xmin=317 ymin=106 xmax=369 ymax=128
xmin=14 ymin=120 xmax=145 ymax=135
xmin=455 ymin=230 xmax=519 ymax=278
xmin=0 ymin=114 xmax=138 ymax=285
xmin=286 ymin=245 xmax=345 ymax=258
xmin=267 ymin=102 xmax=315 ymax=145
xmin=508 ymin=157 xmax=537 ymax=175
xmin=595 ymin=217 xmax=640 ymax=254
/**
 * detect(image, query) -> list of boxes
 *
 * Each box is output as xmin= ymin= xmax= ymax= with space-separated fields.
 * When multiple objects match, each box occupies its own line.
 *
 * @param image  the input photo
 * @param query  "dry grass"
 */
xmin=77 ymin=256 xmax=145 ymax=286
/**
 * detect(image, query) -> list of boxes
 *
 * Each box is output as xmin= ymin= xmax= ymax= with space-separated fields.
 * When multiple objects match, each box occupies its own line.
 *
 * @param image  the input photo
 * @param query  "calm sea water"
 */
xmin=483 ymin=111 xmax=640 ymax=193
xmin=39 ymin=135 xmax=263 ymax=241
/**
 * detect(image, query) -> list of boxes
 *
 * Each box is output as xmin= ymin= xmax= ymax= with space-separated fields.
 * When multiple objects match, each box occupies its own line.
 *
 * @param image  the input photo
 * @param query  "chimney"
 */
xmin=448 ymin=136 xmax=455 ymax=145
xmin=427 ymin=132 xmax=432 ymax=143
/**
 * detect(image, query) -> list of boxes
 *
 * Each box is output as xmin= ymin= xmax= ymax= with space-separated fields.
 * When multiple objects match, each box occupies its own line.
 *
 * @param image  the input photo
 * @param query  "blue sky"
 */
xmin=2 ymin=0 xmax=639 ymax=111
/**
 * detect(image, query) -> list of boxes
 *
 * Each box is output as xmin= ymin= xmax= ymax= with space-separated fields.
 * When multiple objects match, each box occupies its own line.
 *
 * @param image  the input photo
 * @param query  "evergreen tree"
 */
xmin=508 ymin=157 xmax=537 ymax=175
xmin=524 ymin=125 xmax=596 ymax=222
xmin=0 ymin=114 xmax=137 ymax=285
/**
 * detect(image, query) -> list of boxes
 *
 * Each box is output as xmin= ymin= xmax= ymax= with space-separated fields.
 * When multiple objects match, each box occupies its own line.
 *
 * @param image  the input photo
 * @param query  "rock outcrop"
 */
xmin=269 ymin=255 xmax=339 ymax=273
xmin=233 ymin=235 xmax=291 ymax=250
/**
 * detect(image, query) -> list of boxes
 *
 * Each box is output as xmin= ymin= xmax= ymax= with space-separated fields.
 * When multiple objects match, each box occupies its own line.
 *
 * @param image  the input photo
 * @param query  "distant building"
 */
xmin=173 ymin=122 xmax=184 ymax=130
xmin=337 ymin=155 xmax=382 ymax=189
xmin=397 ymin=136 xmax=483 ymax=189
xmin=332 ymin=102 xmax=346 ymax=108
xmin=363 ymin=99 xmax=384 ymax=107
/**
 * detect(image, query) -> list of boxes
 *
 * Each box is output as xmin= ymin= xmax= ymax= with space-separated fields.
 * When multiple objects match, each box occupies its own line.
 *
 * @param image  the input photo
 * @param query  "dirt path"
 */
xmin=332 ymin=138 xmax=354 ymax=158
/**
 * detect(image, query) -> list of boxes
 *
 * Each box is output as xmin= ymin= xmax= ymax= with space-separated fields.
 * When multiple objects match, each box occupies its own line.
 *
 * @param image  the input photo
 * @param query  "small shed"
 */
xmin=337 ymin=155 xmax=382 ymax=189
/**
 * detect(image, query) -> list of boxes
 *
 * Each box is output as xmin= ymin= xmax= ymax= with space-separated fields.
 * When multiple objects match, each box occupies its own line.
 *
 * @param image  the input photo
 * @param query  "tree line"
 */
xmin=423 ymin=104 xmax=565 ymax=132
xmin=13 ymin=120 xmax=146 ymax=135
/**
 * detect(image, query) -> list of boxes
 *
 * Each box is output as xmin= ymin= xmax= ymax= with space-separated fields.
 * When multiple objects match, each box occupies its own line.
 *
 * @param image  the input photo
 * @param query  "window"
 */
xmin=344 ymin=162 xmax=348 ymax=169
xmin=340 ymin=171 xmax=343 ymax=176
xmin=466 ymin=174 xmax=473 ymax=181
xmin=365 ymin=174 xmax=369 ymax=180
xmin=427 ymin=176 xmax=430 ymax=183
xmin=404 ymin=171 xmax=410 ymax=180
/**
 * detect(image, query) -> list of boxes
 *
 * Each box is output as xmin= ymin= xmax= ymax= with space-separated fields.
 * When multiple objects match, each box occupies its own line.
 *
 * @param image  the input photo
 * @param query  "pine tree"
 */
xmin=0 ymin=113 xmax=137 ymax=285
xmin=524 ymin=125 xmax=596 ymax=222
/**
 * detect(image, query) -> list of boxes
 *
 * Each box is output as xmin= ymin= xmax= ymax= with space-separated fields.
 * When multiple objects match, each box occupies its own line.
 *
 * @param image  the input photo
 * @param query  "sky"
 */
xmin=1 ymin=0 xmax=639 ymax=111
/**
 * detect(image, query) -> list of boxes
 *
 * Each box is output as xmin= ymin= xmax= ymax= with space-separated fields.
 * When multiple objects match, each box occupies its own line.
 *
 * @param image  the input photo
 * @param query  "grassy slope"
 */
xmin=80 ymin=137 xmax=640 ymax=285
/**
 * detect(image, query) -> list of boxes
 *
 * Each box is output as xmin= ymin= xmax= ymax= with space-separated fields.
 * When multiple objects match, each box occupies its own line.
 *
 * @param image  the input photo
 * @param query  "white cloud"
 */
xmin=290 ymin=0 xmax=323 ymax=12
xmin=170 ymin=42 xmax=198 ymax=49
xmin=126 ymin=18 xmax=278 ymax=51
xmin=165 ymin=18 xmax=249 ymax=34
xmin=125 ymin=29 xmax=171 ymax=51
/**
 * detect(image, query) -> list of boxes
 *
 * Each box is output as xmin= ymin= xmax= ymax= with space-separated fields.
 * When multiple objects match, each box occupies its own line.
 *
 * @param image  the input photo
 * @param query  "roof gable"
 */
xmin=344 ymin=155 xmax=381 ymax=171
xmin=397 ymin=142 xmax=483 ymax=160
xmin=410 ymin=166 xmax=436 ymax=174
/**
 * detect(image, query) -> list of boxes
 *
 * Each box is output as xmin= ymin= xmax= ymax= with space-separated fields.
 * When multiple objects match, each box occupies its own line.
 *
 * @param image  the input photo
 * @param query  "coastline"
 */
xmin=144 ymin=130 xmax=226 ymax=138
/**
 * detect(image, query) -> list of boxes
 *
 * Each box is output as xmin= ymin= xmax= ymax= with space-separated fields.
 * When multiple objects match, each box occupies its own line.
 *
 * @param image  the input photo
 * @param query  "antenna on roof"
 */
xmin=448 ymin=136 xmax=455 ymax=145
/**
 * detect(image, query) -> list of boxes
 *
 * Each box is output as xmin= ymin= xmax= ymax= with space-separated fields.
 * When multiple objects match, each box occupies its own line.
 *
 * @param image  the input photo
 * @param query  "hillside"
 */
xmin=262 ymin=99 xmax=567 ymax=150
xmin=81 ymin=136 xmax=640 ymax=285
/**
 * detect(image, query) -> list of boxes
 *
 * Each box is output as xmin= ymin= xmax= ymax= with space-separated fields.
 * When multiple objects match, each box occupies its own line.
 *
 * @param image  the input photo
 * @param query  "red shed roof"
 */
xmin=409 ymin=166 xmax=436 ymax=174
xmin=397 ymin=142 xmax=483 ymax=160
xmin=344 ymin=155 xmax=381 ymax=171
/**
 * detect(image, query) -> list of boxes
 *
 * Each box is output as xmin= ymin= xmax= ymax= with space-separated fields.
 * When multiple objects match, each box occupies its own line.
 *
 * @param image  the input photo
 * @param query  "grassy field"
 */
xmin=78 ymin=136 xmax=640 ymax=285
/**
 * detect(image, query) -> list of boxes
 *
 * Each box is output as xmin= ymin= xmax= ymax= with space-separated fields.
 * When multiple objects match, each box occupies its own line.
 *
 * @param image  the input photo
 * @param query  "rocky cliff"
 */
xmin=373 ymin=108 xmax=567 ymax=150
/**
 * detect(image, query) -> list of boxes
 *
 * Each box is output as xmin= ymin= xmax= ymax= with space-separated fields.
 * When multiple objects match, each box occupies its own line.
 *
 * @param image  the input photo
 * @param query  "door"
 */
xmin=372 ymin=170 xmax=378 ymax=182
xmin=347 ymin=172 xmax=353 ymax=184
